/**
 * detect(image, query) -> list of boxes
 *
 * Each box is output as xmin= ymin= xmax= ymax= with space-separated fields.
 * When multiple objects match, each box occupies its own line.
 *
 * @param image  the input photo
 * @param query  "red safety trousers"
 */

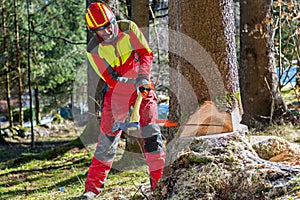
xmin=84 ymin=85 xmax=166 ymax=195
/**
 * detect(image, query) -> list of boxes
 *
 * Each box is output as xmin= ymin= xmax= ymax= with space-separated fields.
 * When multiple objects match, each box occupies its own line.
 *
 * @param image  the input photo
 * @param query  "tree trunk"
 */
xmin=239 ymin=0 xmax=297 ymax=126
xmin=126 ymin=0 xmax=131 ymax=19
xmin=297 ymin=0 xmax=300 ymax=95
xmin=32 ymin=45 xmax=40 ymax=125
xmin=87 ymin=0 xmax=101 ymax=115
xmin=157 ymin=132 xmax=300 ymax=199
xmin=130 ymin=0 xmax=149 ymax=38
xmin=84 ymin=0 xmax=123 ymax=146
xmin=14 ymin=0 xmax=24 ymax=126
xmin=34 ymin=86 xmax=40 ymax=124
xmin=296 ymin=0 xmax=300 ymax=92
xmin=168 ymin=0 xmax=240 ymax=142
xmin=2 ymin=0 xmax=13 ymax=127
xmin=116 ymin=0 xmax=150 ymax=167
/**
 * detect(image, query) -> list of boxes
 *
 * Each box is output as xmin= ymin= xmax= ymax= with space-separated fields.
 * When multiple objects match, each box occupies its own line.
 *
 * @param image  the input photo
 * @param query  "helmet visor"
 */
xmin=90 ymin=18 xmax=116 ymax=32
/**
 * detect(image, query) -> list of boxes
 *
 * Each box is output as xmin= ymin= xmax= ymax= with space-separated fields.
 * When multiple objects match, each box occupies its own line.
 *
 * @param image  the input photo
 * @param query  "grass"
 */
xmin=0 ymin=145 xmax=89 ymax=199
xmin=0 ymin=143 xmax=150 ymax=200
xmin=0 ymin=123 xmax=151 ymax=200
xmin=1 ymin=115 xmax=300 ymax=200
xmin=281 ymin=87 xmax=299 ymax=108
xmin=248 ymin=123 xmax=300 ymax=143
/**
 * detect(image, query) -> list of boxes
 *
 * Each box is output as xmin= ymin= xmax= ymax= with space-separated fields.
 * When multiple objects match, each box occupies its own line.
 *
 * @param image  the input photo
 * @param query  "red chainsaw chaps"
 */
xmin=144 ymin=152 xmax=166 ymax=190
xmin=85 ymin=80 xmax=165 ymax=194
xmin=84 ymin=157 xmax=112 ymax=195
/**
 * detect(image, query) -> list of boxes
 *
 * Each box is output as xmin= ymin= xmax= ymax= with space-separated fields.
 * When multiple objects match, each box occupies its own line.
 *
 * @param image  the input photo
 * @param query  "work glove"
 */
xmin=139 ymin=86 xmax=151 ymax=98
xmin=135 ymin=75 xmax=151 ymax=98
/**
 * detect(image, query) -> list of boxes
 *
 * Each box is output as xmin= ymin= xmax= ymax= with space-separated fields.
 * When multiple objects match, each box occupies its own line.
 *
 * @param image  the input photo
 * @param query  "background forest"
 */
xmin=1 ymin=0 xmax=300 ymax=133
xmin=1 ymin=0 xmax=300 ymax=200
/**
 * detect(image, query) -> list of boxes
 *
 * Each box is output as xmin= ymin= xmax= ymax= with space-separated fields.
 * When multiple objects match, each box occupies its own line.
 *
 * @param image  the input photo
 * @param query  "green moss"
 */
xmin=224 ymin=155 xmax=236 ymax=164
xmin=53 ymin=114 xmax=63 ymax=123
xmin=180 ymin=153 xmax=215 ymax=165
xmin=264 ymin=184 xmax=273 ymax=189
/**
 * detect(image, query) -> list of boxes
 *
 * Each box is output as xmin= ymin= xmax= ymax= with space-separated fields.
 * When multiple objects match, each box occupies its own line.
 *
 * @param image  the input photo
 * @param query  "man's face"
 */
xmin=96 ymin=24 xmax=115 ymax=42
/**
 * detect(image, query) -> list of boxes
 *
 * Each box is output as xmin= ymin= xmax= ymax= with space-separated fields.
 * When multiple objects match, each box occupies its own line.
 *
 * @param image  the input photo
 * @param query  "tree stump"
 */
xmin=157 ymin=132 xmax=300 ymax=199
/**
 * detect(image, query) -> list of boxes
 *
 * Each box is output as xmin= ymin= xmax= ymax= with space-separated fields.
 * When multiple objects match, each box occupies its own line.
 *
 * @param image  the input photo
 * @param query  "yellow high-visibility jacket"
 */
xmin=86 ymin=20 xmax=153 ymax=92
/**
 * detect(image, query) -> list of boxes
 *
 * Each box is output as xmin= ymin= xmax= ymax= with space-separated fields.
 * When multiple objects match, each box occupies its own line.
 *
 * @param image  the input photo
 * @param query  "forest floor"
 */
xmin=0 ymin=120 xmax=153 ymax=200
xmin=0 ymin=120 xmax=300 ymax=199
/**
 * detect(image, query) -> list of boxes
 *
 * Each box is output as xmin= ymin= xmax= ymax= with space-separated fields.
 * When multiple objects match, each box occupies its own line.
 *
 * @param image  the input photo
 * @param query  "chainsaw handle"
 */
xmin=130 ymin=92 xmax=143 ymax=123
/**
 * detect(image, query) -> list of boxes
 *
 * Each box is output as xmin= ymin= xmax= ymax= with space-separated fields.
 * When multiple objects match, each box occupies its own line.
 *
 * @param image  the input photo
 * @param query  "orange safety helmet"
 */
xmin=85 ymin=2 xmax=115 ymax=31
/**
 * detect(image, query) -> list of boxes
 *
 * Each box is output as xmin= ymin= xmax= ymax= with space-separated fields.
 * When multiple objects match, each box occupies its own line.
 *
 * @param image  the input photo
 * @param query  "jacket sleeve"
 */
xmin=128 ymin=21 xmax=153 ymax=79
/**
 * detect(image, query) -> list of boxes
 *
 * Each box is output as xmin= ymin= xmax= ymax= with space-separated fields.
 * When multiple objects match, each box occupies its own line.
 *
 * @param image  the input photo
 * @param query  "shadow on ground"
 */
xmin=0 ymin=137 xmax=84 ymax=169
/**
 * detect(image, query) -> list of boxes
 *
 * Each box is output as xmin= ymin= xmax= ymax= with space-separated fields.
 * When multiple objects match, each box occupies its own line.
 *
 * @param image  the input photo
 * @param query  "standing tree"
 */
xmin=130 ymin=0 xmax=149 ymax=37
xmin=14 ymin=0 xmax=24 ymax=126
xmin=1 ymin=0 xmax=85 ymax=128
xmin=1 ymin=0 xmax=13 ymax=127
xmin=168 ymin=0 xmax=240 ymax=142
xmin=28 ymin=0 xmax=85 ymax=118
xmin=239 ymin=0 xmax=296 ymax=126
xmin=116 ymin=0 xmax=150 ymax=168
xmin=87 ymin=0 xmax=118 ymax=117
xmin=83 ymin=0 xmax=119 ymax=146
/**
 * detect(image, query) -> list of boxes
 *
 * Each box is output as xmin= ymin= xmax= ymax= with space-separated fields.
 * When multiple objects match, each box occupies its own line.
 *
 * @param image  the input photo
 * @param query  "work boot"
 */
xmin=81 ymin=191 xmax=97 ymax=200
xmin=150 ymin=178 xmax=157 ymax=191
xmin=150 ymin=168 xmax=164 ymax=191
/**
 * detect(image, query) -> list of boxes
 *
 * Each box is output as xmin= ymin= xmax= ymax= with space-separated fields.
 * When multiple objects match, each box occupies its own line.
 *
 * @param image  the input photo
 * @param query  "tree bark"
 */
xmin=2 ymin=0 xmax=13 ymax=127
xmin=158 ymin=132 xmax=300 ymax=199
xmin=297 ymin=2 xmax=300 ymax=94
xmin=34 ymin=86 xmax=40 ymax=124
xmin=117 ymin=0 xmax=150 ymax=166
xmin=130 ymin=0 xmax=149 ymax=38
xmin=14 ymin=0 xmax=24 ymax=126
xmin=84 ymin=0 xmax=123 ymax=145
xmin=32 ymin=44 xmax=40 ymax=125
xmin=168 ymin=0 xmax=240 ymax=142
xmin=239 ymin=0 xmax=297 ymax=126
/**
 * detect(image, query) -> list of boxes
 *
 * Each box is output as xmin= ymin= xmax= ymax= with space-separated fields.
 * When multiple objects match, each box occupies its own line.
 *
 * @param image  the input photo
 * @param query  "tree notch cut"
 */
xmin=180 ymin=101 xmax=234 ymax=138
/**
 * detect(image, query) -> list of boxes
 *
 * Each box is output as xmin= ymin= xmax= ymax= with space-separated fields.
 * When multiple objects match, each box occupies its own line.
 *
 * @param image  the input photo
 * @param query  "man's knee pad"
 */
xmin=141 ymin=124 xmax=163 ymax=154
xmin=144 ymin=134 xmax=163 ymax=153
xmin=94 ymin=133 xmax=120 ymax=161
